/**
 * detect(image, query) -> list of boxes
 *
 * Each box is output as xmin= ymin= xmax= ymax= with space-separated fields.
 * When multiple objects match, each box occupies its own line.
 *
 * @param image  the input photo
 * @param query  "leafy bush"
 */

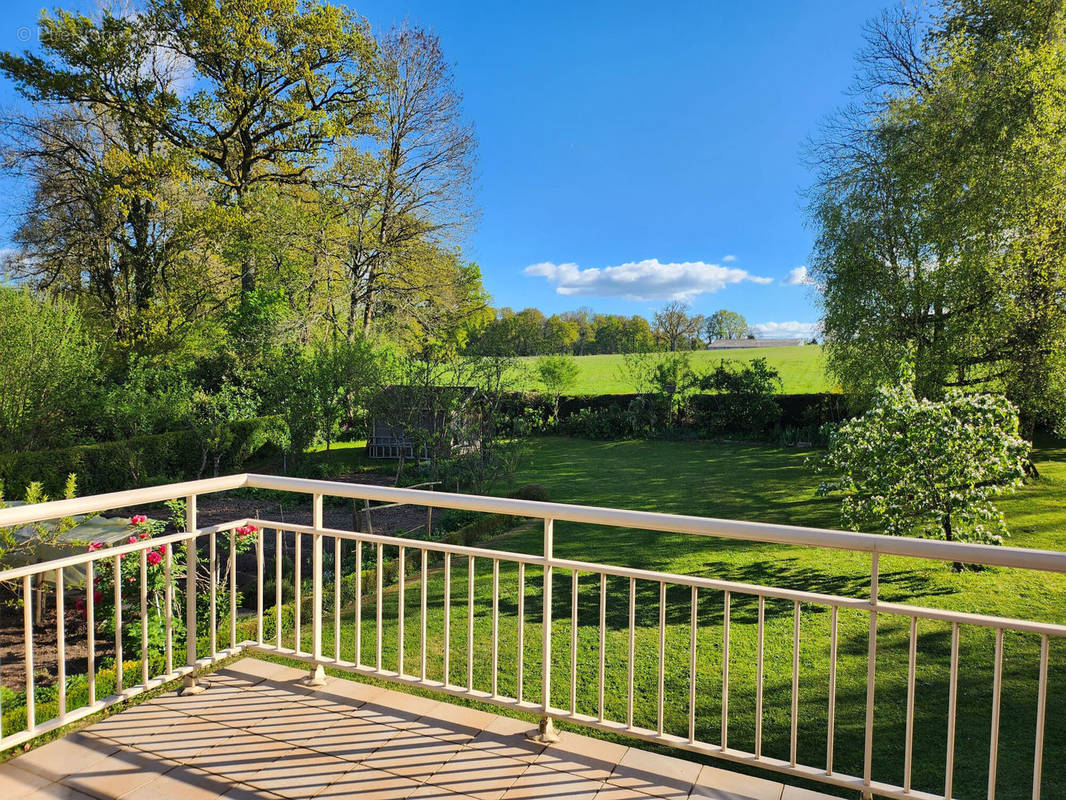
xmin=0 ymin=416 xmax=288 ymax=499
xmin=692 ymin=358 xmax=783 ymax=437
xmin=513 ymin=483 xmax=550 ymax=502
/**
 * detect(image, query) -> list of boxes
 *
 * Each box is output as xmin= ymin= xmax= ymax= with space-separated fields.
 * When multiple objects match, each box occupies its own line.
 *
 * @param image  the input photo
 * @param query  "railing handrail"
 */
xmin=0 ymin=474 xmax=247 ymax=528
xmin=2 ymin=471 xmax=1066 ymax=573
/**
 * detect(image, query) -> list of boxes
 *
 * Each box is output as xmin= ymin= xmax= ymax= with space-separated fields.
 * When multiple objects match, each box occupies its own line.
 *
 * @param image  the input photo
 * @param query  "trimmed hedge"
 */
xmin=0 ymin=416 xmax=288 ymax=499
xmin=501 ymin=391 xmax=853 ymax=431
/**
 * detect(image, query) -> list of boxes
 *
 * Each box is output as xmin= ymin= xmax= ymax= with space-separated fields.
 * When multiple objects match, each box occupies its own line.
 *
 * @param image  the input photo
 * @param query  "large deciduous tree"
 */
xmin=808 ymin=0 xmax=1066 ymax=436
xmin=331 ymin=23 xmax=477 ymax=337
xmin=653 ymin=301 xmax=704 ymax=351
xmin=704 ymin=309 xmax=749 ymax=341
xmin=1 ymin=0 xmax=380 ymax=297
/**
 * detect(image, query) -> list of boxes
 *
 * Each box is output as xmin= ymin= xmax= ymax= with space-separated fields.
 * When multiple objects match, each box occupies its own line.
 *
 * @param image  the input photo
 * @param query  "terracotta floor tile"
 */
xmin=246 ymin=705 xmax=347 ymax=743
xmin=188 ymin=733 xmax=293 ymax=783
xmin=606 ymin=747 xmax=700 ymax=800
xmin=314 ymin=763 xmax=421 ymax=799
xmin=137 ymin=717 xmax=237 ymax=760
xmin=13 ymin=732 xmax=121 ymax=781
xmin=310 ymin=678 xmax=386 ymax=708
xmin=594 ymin=786 xmax=654 ymax=799
xmin=361 ymin=730 xmax=463 ymax=777
xmin=501 ymin=763 xmax=603 ymax=799
xmin=305 ymin=716 xmax=401 ymax=762
xmin=534 ymin=731 xmax=627 ymax=780
xmin=83 ymin=706 xmax=188 ymax=746
xmin=467 ymin=717 xmax=546 ymax=763
xmin=410 ymin=705 xmax=496 ymax=743
xmin=221 ymin=660 xmax=305 ymax=684
xmin=117 ymin=764 xmax=236 ymax=800
xmin=427 ymin=748 xmax=530 ymax=800
xmin=779 ymin=785 xmax=835 ymax=800
xmin=407 ymin=784 xmax=479 ymax=799
xmin=20 ymin=783 xmax=98 ymax=799
xmin=689 ymin=764 xmax=783 ymax=800
xmin=242 ymin=747 xmax=352 ymax=799
xmin=0 ymin=761 xmax=54 ymax=799
xmin=62 ymin=751 xmax=176 ymax=798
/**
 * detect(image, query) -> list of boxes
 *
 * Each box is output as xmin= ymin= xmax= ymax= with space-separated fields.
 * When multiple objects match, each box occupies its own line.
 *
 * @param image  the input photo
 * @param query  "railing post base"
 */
xmin=180 ymin=674 xmax=206 ymax=695
xmin=526 ymin=716 xmax=560 ymax=744
xmin=304 ymin=665 xmax=327 ymax=687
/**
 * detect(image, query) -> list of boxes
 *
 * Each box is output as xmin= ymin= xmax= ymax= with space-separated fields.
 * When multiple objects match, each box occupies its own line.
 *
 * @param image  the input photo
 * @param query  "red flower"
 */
xmin=75 ymin=597 xmax=86 ymax=618
xmin=147 ymin=550 xmax=162 ymax=566
xmin=139 ymin=532 xmax=150 ymax=540
xmin=93 ymin=590 xmax=103 ymax=603
xmin=128 ymin=536 xmax=139 ymax=545
xmin=87 ymin=541 xmax=103 ymax=552
xmin=130 ymin=515 xmax=147 ymax=525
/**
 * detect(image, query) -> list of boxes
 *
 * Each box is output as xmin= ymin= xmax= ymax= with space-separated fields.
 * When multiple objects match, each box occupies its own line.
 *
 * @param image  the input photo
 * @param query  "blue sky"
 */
xmin=0 ymin=1 xmax=884 ymax=338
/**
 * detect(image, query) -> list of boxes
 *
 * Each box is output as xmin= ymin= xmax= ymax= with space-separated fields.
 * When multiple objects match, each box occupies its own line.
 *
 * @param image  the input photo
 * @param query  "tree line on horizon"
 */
xmin=464 ymin=303 xmax=770 ymax=357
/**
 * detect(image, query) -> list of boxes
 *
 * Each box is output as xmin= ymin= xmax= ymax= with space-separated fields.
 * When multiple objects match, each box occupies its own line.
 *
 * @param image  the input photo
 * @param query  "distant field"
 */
xmin=510 ymin=345 xmax=832 ymax=394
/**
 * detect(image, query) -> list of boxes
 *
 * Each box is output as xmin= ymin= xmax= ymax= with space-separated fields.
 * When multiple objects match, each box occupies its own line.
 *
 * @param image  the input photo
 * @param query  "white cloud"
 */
xmin=525 ymin=258 xmax=772 ymax=301
xmin=722 ymin=254 xmax=737 ymax=263
xmin=749 ymin=320 xmax=822 ymax=340
xmin=785 ymin=266 xmax=813 ymax=285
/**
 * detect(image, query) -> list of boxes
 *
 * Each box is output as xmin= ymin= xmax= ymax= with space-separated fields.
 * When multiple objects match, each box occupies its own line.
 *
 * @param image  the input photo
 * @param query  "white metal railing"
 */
xmin=0 ymin=473 xmax=1062 ymax=800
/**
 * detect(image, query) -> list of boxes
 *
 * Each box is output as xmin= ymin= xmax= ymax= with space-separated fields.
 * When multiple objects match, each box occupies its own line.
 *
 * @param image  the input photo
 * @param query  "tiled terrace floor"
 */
xmin=1 ymin=658 xmax=835 ymax=800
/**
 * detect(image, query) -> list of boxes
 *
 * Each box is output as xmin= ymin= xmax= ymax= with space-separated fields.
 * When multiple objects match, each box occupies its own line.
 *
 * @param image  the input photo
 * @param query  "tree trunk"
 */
xmin=943 ymin=512 xmax=964 ymax=572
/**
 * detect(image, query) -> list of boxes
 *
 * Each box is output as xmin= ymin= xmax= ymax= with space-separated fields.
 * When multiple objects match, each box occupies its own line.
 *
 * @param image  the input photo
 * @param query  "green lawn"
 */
xmin=304 ymin=437 xmax=1065 ymax=799
xmin=11 ymin=436 xmax=1063 ymax=798
xmin=509 ymin=345 xmax=832 ymax=394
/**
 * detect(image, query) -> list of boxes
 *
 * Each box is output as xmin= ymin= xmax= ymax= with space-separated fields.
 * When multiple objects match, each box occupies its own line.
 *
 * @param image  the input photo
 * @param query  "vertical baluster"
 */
xmin=355 ymin=540 xmax=363 ymax=667
xmin=756 ymin=594 xmax=765 ymax=758
xmin=256 ymin=529 xmax=264 ymax=646
xmin=275 ymin=529 xmax=282 ymax=650
xmin=183 ymin=496 xmax=199 ymax=693
xmin=599 ymin=573 xmax=607 ymax=723
xmin=790 ymin=600 xmax=800 ymax=767
xmin=164 ymin=545 xmax=173 ymax=674
xmin=87 ymin=560 xmax=96 ymax=705
xmin=23 ymin=575 xmax=34 ymax=730
xmin=904 ymin=616 xmax=918 ymax=792
xmin=420 ymin=549 xmax=428 ymax=681
xmin=310 ymin=495 xmax=325 ymax=685
xmin=627 ymin=576 xmax=635 ymax=729
xmin=294 ymin=532 xmax=302 ymax=654
xmin=988 ymin=627 xmax=1004 ymax=800
xmin=542 ymin=519 xmax=553 ymax=715
xmin=114 ymin=555 xmax=123 ymax=692
xmin=398 ymin=545 xmax=406 ymax=676
xmin=209 ymin=531 xmax=216 ymax=658
xmin=944 ymin=621 xmax=960 ymax=800
xmin=491 ymin=558 xmax=499 ymax=698
xmin=570 ymin=570 xmax=578 ymax=715
xmin=443 ymin=552 xmax=450 ymax=685
xmin=467 ymin=554 xmax=475 ymax=690
xmin=517 ymin=562 xmax=525 ymax=702
xmin=56 ymin=567 xmax=65 ymax=718
xmin=657 ymin=581 xmax=666 ymax=736
xmin=863 ymin=553 xmax=879 ymax=790
xmin=827 ymin=605 xmax=839 ymax=775
xmin=689 ymin=586 xmax=698 ymax=743
xmin=229 ymin=529 xmax=237 ymax=651
xmin=722 ymin=590 xmax=730 ymax=751
xmin=1033 ymin=633 xmax=1049 ymax=800
xmin=140 ymin=550 xmax=148 ymax=686
xmin=375 ymin=542 xmax=383 ymax=671
xmin=334 ymin=537 xmax=342 ymax=662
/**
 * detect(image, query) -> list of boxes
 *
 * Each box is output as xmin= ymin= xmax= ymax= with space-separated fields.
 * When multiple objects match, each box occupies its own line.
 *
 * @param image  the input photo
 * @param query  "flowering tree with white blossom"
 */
xmin=815 ymin=362 xmax=1030 ymax=557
